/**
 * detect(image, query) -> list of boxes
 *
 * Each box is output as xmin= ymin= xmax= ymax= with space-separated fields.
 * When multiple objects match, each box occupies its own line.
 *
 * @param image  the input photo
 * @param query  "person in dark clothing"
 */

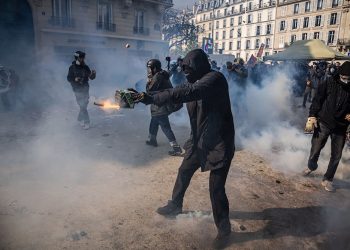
xmin=169 ymin=57 xmax=186 ymax=87
xmin=67 ymin=51 xmax=96 ymax=129
xmin=302 ymin=79 xmax=312 ymax=108
xmin=131 ymin=49 xmax=235 ymax=248
xmin=145 ymin=59 xmax=182 ymax=156
xmin=304 ymin=61 xmax=350 ymax=192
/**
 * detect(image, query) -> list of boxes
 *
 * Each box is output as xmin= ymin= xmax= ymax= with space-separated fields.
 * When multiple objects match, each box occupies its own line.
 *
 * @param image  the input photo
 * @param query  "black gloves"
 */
xmin=127 ymin=88 xmax=154 ymax=105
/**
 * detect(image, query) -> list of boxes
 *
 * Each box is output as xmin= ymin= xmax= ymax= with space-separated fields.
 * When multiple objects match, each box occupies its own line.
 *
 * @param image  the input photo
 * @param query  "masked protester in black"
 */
xmin=67 ymin=51 xmax=96 ymax=130
xmin=145 ymin=59 xmax=182 ymax=156
xmin=303 ymin=61 xmax=350 ymax=192
xmin=132 ymin=49 xmax=235 ymax=248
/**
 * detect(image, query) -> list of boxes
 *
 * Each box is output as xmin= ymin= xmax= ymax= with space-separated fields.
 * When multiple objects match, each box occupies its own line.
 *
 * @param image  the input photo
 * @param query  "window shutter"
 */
xmin=321 ymin=15 xmax=324 ymax=26
xmin=336 ymin=12 xmax=340 ymax=24
xmin=327 ymin=14 xmax=331 ymax=25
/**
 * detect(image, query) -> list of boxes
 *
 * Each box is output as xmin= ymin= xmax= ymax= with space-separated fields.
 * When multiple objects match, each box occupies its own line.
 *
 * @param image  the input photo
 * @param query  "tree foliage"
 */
xmin=162 ymin=8 xmax=202 ymax=51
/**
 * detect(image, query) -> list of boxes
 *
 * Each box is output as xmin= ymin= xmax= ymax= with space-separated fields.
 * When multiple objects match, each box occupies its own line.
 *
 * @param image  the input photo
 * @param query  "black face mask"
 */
xmin=183 ymin=65 xmax=197 ymax=83
xmin=147 ymin=67 xmax=154 ymax=79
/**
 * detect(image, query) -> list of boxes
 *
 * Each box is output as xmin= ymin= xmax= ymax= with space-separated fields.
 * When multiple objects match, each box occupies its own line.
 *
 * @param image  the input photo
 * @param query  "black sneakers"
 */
xmin=168 ymin=145 xmax=183 ymax=156
xmin=212 ymin=230 xmax=232 ymax=249
xmin=156 ymin=201 xmax=182 ymax=216
xmin=146 ymin=139 xmax=158 ymax=147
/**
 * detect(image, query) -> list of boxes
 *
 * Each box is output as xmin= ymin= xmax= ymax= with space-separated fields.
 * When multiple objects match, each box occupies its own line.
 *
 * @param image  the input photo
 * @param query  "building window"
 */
xmin=292 ymin=19 xmax=298 ymax=29
xmin=315 ymin=15 xmax=322 ymax=26
xmin=332 ymin=0 xmax=339 ymax=7
xmin=203 ymin=14 xmax=206 ymax=20
xmin=256 ymin=26 xmax=261 ymax=35
xmin=203 ymin=24 xmax=206 ymax=31
xmin=317 ymin=0 xmax=323 ymax=10
xmin=51 ymin=0 xmax=73 ymax=26
xmin=230 ymin=18 xmax=234 ymax=26
xmin=268 ymin=11 xmax=272 ymax=21
xmin=259 ymin=0 xmax=263 ymax=8
xmin=266 ymin=38 xmax=270 ymax=48
xmin=279 ymin=36 xmax=284 ymax=48
xmin=238 ymin=16 xmax=242 ymax=25
xmin=305 ymin=1 xmax=310 ymax=12
xmin=223 ymin=30 xmax=226 ymax=39
xmin=330 ymin=13 xmax=337 ymax=25
xmin=231 ymin=6 xmax=234 ymax=13
xmin=97 ymin=0 xmax=115 ymax=31
xmin=248 ymin=2 xmax=252 ymax=10
xmin=222 ymin=42 xmax=226 ymax=50
xmin=239 ymin=4 xmax=243 ymax=12
xmin=237 ymin=28 xmax=242 ymax=37
xmin=314 ymin=32 xmax=320 ymax=39
xmin=291 ymin=34 xmax=296 ymax=43
xmin=303 ymin=17 xmax=309 ymax=28
xmin=209 ymin=22 xmax=212 ymax=30
xmin=258 ymin=13 xmax=262 ymax=22
xmin=255 ymin=39 xmax=260 ymax=49
xmin=328 ymin=30 xmax=335 ymax=44
xmin=229 ymin=42 xmax=232 ymax=50
xmin=248 ymin=14 xmax=252 ymax=23
xmin=280 ymin=20 xmax=285 ymax=31
xmin=237 ymin=41 xmax=241 ymax=49
xmin=215 ymin=31 xmax=219 ymax=40
xmin=216 ymin=20 xmax=219 ymax=29
xmin=52 ymin=0 xmax=71 ymax=17
xmin=210 ymin=12 xmax=213 ymax=19
xmin=224 ymin=8 xmax=227 ymax=16
xmin=230 ymin=29 xmax=234 ymax=38
xmin=246 ymin=40 xmax=251 ymax=49
xmin=266 ymin=24 xmax=271 ymax=34
xmin=294 ymin=4 xmax=299 ymax=14
xmin=223 ymin=19 xmax=226 ymax=28
xmin=215 ymin=43 xmax=218 ymax=52
xmin=302 ymin=33 xmax=308 ymax=40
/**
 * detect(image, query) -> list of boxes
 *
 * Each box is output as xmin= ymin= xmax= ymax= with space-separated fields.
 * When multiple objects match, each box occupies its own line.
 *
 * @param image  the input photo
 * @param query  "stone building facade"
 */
xmin=0 ymin=0 xmax=172 ymax=65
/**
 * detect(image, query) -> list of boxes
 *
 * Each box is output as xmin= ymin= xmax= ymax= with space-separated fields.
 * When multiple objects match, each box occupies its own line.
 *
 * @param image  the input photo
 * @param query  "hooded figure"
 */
xmin=304 ymin=61 xmax=350 ymax=192
xmin=132 ymin=49 xmax=235 ymax=248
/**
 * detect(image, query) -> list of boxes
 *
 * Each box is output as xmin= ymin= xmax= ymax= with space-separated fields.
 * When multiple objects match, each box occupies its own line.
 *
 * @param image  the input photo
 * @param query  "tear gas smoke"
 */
xmin=229 ymin=64 xmax=350 ymax=179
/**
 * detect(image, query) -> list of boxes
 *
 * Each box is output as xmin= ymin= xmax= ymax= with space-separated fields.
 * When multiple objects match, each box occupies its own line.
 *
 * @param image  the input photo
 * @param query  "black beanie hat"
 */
xmin=339 ymin=61 xmax=350 ymax=76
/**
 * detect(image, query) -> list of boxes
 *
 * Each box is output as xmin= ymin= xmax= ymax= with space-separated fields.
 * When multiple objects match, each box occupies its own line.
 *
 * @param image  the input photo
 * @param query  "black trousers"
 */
xmin=149 ymin=115 xmax=176 ymax=142
xmin=308 ymin=122 xmax=346 ymax=181
xmin=171 ymin=152 xmax=232 ymax=233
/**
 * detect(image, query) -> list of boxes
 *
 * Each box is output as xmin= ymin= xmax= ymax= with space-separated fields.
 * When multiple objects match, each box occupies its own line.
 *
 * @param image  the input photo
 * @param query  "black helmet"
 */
xmin=74 ymin=51 xmax=85 ymax=59
xmin=146 ymin=59 xmax=161 ymax=71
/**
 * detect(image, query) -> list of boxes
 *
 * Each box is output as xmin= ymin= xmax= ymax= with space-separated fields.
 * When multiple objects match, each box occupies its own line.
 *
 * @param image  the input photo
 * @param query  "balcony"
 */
xmin=49 ymin=16 xmax=75 ymax=28
xmin=133 ymin=26 xmax=150 ymax=36
xmin=96 ymin=22 xmax=116 ymax=32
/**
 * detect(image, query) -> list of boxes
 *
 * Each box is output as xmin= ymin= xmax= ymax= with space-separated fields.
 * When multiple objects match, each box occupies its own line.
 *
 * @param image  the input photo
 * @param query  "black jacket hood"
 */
xmin=183 ymin=49 xmax=211 ymax=80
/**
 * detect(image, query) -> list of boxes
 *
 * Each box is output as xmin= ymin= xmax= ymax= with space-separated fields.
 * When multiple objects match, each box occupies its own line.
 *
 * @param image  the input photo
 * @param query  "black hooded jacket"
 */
xmin=152 ymin=49 xmax=235 ymax=171
xmin=147 ymin=70 xmax=174 ymax=117
xmin=309 ymin=75 xmax=350 ymax=130
xmin=67 ymin=61 xmax=95 ymax=90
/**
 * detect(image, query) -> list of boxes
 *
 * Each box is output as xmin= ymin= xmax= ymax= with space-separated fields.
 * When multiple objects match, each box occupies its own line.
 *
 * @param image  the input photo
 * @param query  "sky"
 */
xmin=173 ymin=0 xmax=197 ymax=9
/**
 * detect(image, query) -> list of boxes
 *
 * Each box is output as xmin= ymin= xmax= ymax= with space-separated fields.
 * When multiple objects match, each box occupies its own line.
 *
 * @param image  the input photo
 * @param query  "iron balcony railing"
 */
xmin=96 ymin=22 xmax=116 ymax=32
xmin=49 ymin=16 xmax=75 ymax=27
xmin=133 ymin=26 xmax=150 ymax=35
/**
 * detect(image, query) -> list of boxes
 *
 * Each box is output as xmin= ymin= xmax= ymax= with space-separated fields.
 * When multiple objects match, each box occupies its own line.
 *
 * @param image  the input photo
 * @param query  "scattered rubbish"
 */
xmin=279 ymin=191 xmax=284 ymax=195
xmin=276 ymin=180 xmax=281 ymax=184
xmin=239 ymin=225 xmax=247 ymax=231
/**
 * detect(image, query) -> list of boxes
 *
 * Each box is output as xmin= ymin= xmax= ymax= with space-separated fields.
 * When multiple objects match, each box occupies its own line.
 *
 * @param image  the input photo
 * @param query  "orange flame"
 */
xmin=95 ymin=100 xmax=120 ymax=110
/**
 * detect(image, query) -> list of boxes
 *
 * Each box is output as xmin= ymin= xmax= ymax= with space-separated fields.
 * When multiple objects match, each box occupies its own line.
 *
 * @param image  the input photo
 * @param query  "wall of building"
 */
xmin=25 ymin=0 xmax=172 ymax=63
